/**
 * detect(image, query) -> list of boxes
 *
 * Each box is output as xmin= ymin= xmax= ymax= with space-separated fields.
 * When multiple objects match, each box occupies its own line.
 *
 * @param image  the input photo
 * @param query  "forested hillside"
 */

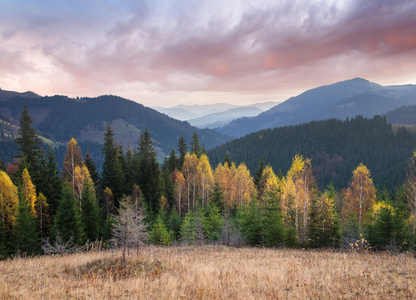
xmin=385 ymin=104 xmax=416 ymax=125
xmin=209 ymin=115 xmax=416 ymax=191
xmin=0 ymin=93 xmax=231 ymax=158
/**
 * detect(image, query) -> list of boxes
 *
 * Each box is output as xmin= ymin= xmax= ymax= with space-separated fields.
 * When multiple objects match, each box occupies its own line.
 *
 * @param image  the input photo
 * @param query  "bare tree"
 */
xmin=110 ymin=196 xmax=148 ymax=261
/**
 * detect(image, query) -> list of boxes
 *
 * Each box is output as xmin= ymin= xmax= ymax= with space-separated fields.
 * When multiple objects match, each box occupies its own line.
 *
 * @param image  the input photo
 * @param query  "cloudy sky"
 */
xmin=1 ymin=0 xmax=415 ymax=107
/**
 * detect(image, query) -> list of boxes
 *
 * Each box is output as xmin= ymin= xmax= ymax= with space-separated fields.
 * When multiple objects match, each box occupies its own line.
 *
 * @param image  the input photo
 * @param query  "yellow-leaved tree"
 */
xmin=0 ymin=171 xmax=19 ymax=234
xmin=21 ymin=168 xmax=37 ymax=217
xmin=199 ymin=154 xmax=214 ymax=207
xmin=182 ymin=153 xmax=201 ymax=211
xmin=343 ymin=163 xmax=376 ymax=225
xmin=62 ymin=137 xmax=83 ymax=188
xmin=172 ymin=169 xmax=186 ymax=215
xmin=258 ymin=165 xmax=280 ymax=202
xmin=282 ymin=155 xmax=316 ymax=242
xmin=235 ymin=163 xmax=256 ymax=206
xmin=73 ymin=165 xmax=94 ymax=205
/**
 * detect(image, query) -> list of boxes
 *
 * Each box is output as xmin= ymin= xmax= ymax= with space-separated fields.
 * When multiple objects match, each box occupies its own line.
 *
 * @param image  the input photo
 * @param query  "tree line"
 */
xmin=1 ymin=106 xmax=416 ymax=259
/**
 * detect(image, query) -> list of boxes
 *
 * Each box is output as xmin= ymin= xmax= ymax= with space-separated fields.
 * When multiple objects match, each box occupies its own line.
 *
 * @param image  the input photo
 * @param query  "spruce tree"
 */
xmin=224 ymin=151 xmax=232 ymax=167
xmin=136 ymin=128 xmax=163 ymax=220
xmin=16 ymin=104 xmax=42 ymax=182
xmin=42 ymin=147 xmax=62 ymax=217
xmin=53 ymin=183 xmax=84 ymax=246
xmin=13 ymin=199 xmax=40 ymax=256
xmin=101 ymin=124 xmax=124 ymax=204
xmin=238 ymin=200 xmax=262 ymax=246
xmin=204 ymin=204 xmax=223 ymax=244
xmin=84 ymin=150 xmax=100 ymax=190
xmin=177 ymin=134 xmax=187 ymax=170
xmin=190 ymin=132 xmax=201 ymax=158
xmin=149 ymin=215 xmax=172 ymax=246
xmin=261 ymin=196 xmax=284 ymax=247
xmin=81 ymin=183 xmax=100 ymax=242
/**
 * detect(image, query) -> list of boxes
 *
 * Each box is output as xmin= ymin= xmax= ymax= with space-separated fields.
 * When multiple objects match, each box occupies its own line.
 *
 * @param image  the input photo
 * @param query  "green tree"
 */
xmin=177 ymin=134 xmax=187 ymax=170
xmin=166 ymin=208 xmax=182 ymax=241
xmin=238 ymin=200 xmax=262 ymax=246
xmin=180 ymin=210 xmax=205 ymax=245
xmin=190 ymin=131 xmax=201 ymax=158
xmin=307 ymin=190 xmax=342 ymax=248
xmin=204 ymin=204 xmax=223 ymax=244
xmin=16 ymin=104 xmax=43 ymax=183
xmin=136 ymin=128 xmax=163 ymax=220
xmin=13 ymin=199 xmax=40 ymax=256
xmin=224 ymin=151 xmax=232 ymax=167
xmin=101 ymin=124 xmax=125 ymax=203
xmin=149 ymin=215 xmax=172 ymax=246
xmin=84 ymin=149 xmax=100 ymax=190
xmin=261 ymin=195 xmax=284 ymax=247
xmin=53 ymin=183 xmax=84 ymax=246
xmin=81 ymin=183 xmax=100 ymax=242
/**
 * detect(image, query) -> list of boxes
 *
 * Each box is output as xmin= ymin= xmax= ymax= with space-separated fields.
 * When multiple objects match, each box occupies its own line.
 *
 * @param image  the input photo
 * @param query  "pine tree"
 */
xmin=13 ymin=199 xmax=40 ymax=256
xmin=204 ymin=204 xmax=223 ymax=244
xmin=261 ymin=195 xmax=284 ymax=247
xmin=210 ymin=182 xmax=225 ymax=213
xmin=238 ymin=200 xmax=262 ymax=246
xmin=190 ymin=132 xmax=201 ymax=158
xmin=16 ymin=105 xmax=42 ymax=183
xmin=40 ymin=148 xmax=62 ymax=217
xmin=53 ymin=183 xmax=84 ymax=246
xmin=81 ymin=183 xmax=100 ymax=242
xmin=180 ymin=210 xmax=205 ymax=245
xmin=149 ymin=215 xmax=172 ymax=246
xmin=101 ymin=124 xmax=125 ymax=204
xmin=177 ymin=134 xmax=187 ymax=170
xmin=224 ymin=151 xmax=232 ymax=167
xmin=166 ymin=209 xmax=182 ymax=241
xmin=84 ymin=150 xmax=100 ymax=190
xmin=136 ymin=128 xmax=163 ymax=220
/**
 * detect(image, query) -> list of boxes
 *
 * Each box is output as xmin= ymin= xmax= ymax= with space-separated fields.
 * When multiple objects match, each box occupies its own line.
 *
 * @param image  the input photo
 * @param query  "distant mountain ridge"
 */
xmin=216 ymin=78 xmax=416 ymax=137
xmin=0 ymin=91 xmax=231 ymax=157
xmin=153 ymin=101 xmax=278 ymax=124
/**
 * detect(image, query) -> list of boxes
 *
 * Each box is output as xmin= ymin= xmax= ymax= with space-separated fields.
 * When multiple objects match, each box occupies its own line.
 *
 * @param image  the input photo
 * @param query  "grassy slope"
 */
xmin=0 ymin=247 xmax=415 ymax=299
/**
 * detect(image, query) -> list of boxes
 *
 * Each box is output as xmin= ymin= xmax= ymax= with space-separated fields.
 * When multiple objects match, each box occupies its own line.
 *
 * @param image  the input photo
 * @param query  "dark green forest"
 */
xmin=208 ymin=116 xmax=416 ymax=191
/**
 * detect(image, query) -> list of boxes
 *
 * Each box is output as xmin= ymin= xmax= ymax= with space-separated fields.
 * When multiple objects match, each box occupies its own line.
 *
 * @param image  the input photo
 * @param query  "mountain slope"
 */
xmin=385 ymin=105 xmax=416 ymax=125
xmin=208 ymin=115 xmax=416 ymax=191
xmin=0 ymin=93 xmax=231 ymax=156
xmin=217 ymin=78 xmax=416 ymax=137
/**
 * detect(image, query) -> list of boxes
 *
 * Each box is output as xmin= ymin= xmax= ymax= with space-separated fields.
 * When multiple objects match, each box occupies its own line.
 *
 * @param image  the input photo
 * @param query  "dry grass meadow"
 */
xmin=1 ymin=246 xmax=415 ymax=299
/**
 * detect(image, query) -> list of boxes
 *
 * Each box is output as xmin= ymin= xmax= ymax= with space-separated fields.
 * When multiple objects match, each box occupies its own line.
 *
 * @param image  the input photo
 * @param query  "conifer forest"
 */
xmin=2 ymin=106 xmax=416 ymax=259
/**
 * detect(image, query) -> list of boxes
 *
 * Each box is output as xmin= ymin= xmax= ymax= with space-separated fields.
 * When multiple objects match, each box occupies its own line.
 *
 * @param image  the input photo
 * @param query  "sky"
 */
xmin=0 ymin=0 xmax=415 ymax=107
